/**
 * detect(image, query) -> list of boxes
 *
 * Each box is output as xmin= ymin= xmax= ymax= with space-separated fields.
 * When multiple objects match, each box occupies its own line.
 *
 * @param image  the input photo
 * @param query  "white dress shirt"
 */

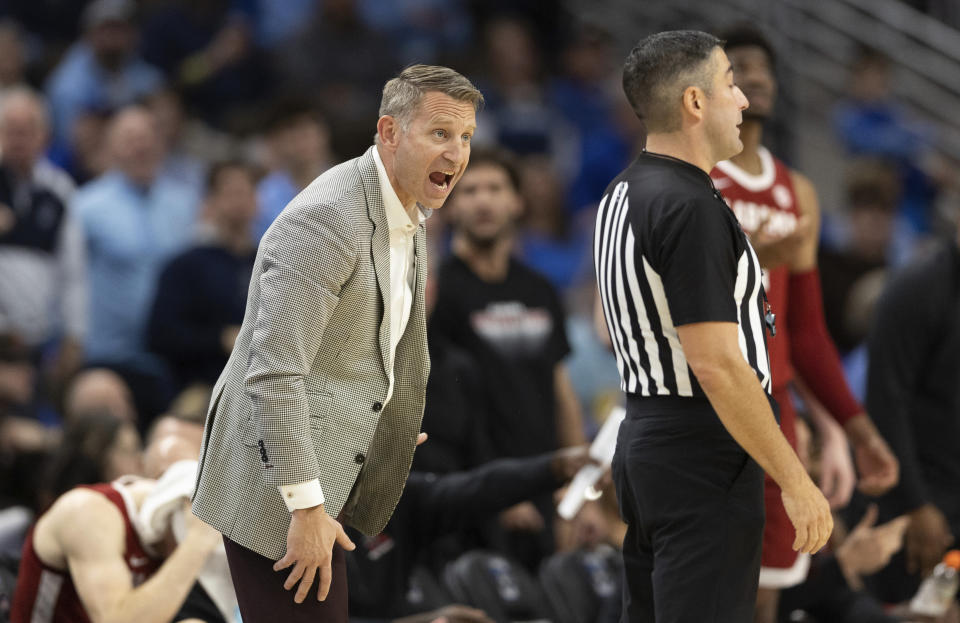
xmin=279 ymin=146 xmax=424 ymax=512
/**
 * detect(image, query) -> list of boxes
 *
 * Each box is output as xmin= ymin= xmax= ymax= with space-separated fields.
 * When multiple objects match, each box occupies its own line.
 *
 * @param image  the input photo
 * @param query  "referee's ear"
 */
xmin=682 ymin=86 xmax=706 ymax=123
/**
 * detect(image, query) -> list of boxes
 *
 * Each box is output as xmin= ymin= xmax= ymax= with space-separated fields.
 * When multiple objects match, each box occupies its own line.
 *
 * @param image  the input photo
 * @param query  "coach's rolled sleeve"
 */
xmin=244 ymin=203 xmax=359 ymax=488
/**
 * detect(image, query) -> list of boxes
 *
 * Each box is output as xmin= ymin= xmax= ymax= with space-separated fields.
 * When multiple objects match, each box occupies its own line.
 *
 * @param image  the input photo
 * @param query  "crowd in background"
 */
xmin=0 ymin=0 xmax=958 ymax=621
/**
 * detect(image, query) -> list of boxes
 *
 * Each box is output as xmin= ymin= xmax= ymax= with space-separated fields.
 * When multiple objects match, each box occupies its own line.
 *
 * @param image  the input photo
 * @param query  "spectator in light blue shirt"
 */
xmin=45 ymin=0 xmax=164 ymax=166
xmin=73 ymin=105 xmax=198 ymax=425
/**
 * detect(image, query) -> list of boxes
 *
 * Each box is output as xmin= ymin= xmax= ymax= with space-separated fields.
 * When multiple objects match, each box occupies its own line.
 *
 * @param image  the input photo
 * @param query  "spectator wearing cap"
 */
xmin=0 ymin=88 xmax=85 ymax=391
xmin=148 ymin=160 xmax=259 ymax=389
xmin=73 ymin=106 xmax=198 ymax=425
xmin=44 ymin=0 xmax=163 ymax=163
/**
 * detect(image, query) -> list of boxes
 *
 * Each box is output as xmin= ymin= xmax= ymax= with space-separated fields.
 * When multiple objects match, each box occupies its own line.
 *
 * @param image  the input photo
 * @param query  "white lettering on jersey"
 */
xmin=772 ymin=184 xmax=793 ymax=210
xmin=726 ymin=199 xmax=798 ymax=238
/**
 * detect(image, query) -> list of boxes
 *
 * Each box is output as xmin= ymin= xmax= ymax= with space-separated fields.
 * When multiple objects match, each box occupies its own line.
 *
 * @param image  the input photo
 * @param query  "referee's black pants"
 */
xmin=613 ymin=396 xmax=766 ymax=623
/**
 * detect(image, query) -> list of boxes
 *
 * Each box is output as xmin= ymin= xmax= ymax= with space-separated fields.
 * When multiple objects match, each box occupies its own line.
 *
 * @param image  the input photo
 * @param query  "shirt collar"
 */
xmin=372 ymin=146 xmax=429 ymax=232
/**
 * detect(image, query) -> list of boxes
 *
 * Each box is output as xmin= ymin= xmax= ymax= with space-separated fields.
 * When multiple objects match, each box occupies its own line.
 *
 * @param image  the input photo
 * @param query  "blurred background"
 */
xmin=2 ymin=0 xmax=956 ymax=422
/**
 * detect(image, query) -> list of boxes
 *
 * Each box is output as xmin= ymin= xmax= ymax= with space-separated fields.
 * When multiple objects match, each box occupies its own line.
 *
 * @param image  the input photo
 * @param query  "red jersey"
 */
xmin=711 ymin=146 xmax=799 ymax=393
xmin=713 ymin=148 xmax=863 ymax=582
xmin=12 ymin=480 xmax=161 ymax=623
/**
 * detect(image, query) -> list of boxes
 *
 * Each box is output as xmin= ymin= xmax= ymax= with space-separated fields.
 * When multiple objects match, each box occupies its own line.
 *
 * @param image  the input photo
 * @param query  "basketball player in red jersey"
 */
xmin=710 ymin=25 xmax=900 ymax=622
xmin=12 ymin=419 xmax=223 ymax=623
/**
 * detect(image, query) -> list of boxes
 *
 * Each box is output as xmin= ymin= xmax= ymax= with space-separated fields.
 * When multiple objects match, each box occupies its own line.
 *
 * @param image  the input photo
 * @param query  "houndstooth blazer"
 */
xmin=191 ymin=146 xmax=430 ymax=561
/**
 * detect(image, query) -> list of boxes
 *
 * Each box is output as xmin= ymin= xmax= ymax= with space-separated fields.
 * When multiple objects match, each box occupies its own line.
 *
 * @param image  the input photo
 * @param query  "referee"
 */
xmin=595 ymin=31 xmax=832 ymax=621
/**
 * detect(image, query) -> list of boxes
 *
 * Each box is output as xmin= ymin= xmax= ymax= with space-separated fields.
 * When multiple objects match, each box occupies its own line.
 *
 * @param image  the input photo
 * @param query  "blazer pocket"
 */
xmin=240 ymin=414 xmax=258 ymax=447
xmin=307 ymin=392 xmax=333 ymax=431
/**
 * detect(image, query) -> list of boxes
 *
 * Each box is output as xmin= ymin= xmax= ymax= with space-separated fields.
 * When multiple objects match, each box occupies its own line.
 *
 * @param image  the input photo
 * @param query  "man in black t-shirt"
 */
xmin=431 ymin=148 xmax=586 ymax=569
xmin=595 ymin=31 xmax=832 ymax=621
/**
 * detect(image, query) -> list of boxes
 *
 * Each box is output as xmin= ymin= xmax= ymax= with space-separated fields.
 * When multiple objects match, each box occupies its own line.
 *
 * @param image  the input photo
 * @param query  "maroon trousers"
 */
xmin=223 ymin=537 xmax=348 ymax=623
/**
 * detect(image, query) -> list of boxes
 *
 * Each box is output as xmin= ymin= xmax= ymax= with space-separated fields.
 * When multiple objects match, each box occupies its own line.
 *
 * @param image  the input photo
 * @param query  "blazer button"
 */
xmin=372 ymin=401 xmax=383 ymax=412
xmin=355 ymin=453 xmax=365 ymax=464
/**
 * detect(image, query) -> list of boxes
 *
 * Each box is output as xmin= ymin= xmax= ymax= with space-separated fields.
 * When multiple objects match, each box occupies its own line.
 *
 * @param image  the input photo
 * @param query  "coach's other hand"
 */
xmin=274 ymin=503 xmax=356 ymax=603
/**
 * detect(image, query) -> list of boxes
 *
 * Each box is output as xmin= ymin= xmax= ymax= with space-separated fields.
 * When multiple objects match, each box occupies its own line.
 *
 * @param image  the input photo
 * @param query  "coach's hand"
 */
xmin=781 ymin=477 xmax=833 ymax=554
xmin=274 ymin=503 xmax=356 ymax=603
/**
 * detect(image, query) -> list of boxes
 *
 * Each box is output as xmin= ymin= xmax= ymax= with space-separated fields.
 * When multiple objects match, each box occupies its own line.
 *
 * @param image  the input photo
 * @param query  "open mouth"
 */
xmin=429 ymin=171 xmax=453 ymax=190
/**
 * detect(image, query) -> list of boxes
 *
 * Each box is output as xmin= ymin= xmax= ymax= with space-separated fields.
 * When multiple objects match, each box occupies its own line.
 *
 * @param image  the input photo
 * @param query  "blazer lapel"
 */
xmin=411 ymin=223 xmax=430 ymax=378
xmin=357 ymin=147 xmax=392 ymax=379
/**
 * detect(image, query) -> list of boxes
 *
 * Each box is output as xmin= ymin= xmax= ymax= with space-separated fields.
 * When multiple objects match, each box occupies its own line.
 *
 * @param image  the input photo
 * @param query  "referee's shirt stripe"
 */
xmin=740 ymin=250 xmax=760 ymax=383
xmin=632 ymin=250 xmax=679 ymax=396
xmin=641 ymin=254 xmax=693 ymax=396
xmin=618 ymin=226 xmax=663 ymax=394
xmin=734 ymin=251 xmax=752 ymax=369
xmin=611 ymin=190 xmax=649 ymax=394
xmin=596 ymin=186 xmax=633 ymax=390
xmin=631 ymin=249 xmax=677 ymax=396
xmin=747 ymin=248 xmax=772 ymax=390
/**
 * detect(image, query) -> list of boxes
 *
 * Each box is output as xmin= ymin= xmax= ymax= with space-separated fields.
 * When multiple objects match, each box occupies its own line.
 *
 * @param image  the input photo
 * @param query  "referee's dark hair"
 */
xmin=716 ymin=23 xmax=777 ymax=66
xmin=622 ymin=30 xmax=722 ymax=133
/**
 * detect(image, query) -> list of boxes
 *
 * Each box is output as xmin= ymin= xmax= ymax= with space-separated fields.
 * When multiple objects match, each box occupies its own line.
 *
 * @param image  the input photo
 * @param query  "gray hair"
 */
xmin=379 ymin=64 xmax=484 ymax=131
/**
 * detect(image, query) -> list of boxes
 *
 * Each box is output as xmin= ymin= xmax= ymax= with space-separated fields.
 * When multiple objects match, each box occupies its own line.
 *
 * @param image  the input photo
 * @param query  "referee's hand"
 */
xmin=780 ymin=478 xmax=833 ymax=554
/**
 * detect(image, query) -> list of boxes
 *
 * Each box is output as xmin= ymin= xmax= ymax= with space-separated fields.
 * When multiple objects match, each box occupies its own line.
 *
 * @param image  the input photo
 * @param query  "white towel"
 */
xmin=557 ymin=406 xmax=625 ymax=520
xmin=136 ymin=459 xmax=239 ymax=623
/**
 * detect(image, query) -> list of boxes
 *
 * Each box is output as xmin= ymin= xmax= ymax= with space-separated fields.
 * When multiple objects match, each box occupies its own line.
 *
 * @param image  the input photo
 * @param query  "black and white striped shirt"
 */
xmin=594 ymin=151 xmax=771 ymax=398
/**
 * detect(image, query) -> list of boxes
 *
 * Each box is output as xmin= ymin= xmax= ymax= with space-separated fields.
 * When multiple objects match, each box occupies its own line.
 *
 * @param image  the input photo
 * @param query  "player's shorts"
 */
xmin=759 ymin=386 xmax=811 ymax=589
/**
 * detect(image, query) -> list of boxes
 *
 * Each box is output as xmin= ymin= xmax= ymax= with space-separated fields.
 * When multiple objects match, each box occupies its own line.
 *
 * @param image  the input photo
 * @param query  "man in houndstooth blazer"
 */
xmin=191 ymin=66 xmax=483 ymax=622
